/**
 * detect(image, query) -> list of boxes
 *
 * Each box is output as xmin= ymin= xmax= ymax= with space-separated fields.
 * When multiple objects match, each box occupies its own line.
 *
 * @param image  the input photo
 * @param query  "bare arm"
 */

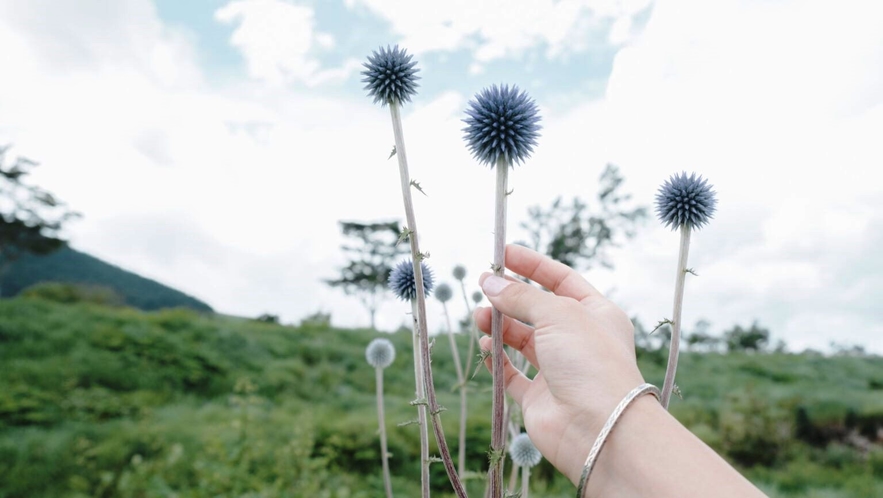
xmin=474 ymin=244 xmax=766 ymax=497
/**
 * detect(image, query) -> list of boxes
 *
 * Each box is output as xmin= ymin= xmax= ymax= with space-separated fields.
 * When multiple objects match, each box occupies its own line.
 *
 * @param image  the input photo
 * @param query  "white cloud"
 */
xmin=346 ymin=0 xmax=653 ymax=68
xmin=1 ymin=0 xmax=882 ymax=356
xmin=215 ymin=0 xmax=360 ymax=86
xmin=588 ymin=0 xmax=883 ymax=352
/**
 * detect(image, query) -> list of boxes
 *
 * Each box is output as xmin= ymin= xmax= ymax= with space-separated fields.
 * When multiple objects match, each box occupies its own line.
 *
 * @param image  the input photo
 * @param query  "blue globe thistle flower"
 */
xmin=472 ymin=291 xmax=483 ymax=305
xmin=434 ymin=283 xmax=452 ymax=303
xmin=452 ymin=265 xmax=467 ymax=281
xmin=388 ymin=259 xmax=434 ymax=301
xmin=361 ymin=45 xmax=420 ymax=106
xmin=509 ymin=433 xmax=542 ymax=468
xmin=366 ymin=338 xmax=396 ymax=369
xmin=655 ymin=172 xmax=717 ymax=230
xmin=462 ymin=84 xmax=541 ymax=167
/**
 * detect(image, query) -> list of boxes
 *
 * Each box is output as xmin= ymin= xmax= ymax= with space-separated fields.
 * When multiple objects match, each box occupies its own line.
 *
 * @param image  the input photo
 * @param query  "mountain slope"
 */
xmin=0 ymin=245 xmax=212 ymax=312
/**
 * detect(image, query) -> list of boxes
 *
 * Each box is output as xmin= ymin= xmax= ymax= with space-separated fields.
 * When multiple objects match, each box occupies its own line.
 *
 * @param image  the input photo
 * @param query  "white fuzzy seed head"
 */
xmin=366 ymin=338 xmax=396 ymax=369
xmin=509 ymin=433 xmax=542 ymax=467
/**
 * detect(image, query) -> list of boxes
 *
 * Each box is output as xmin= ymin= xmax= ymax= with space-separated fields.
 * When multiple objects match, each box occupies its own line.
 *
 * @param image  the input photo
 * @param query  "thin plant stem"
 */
xmin=458 ymin=280 xmax=474 ymax=317
xmin=410 ymin=301 xmax=431 ymax=497
xmin=661 ymin=225 xmax=692 ymax=409
xmin=507 ymin=463 xmax=518 ymax=494
xmin=390 ymin=101 xmax=467 ymax=497
xmin=441 ymin=301 xmax=469 ymax=477
xmin=376 ymin=367 xmax=394 ymax=498
xmin=489 ymin=157 xmax=509 ymax=498
xmin=441 ymin=302 xmax=465 ymax=385
xmin=521 ymin=466 xmax=530 ymax=498
xmin=459 ymin=280 xmax=479 ymax=382
xmin=458 ymin=385 xmax=469 ymax=477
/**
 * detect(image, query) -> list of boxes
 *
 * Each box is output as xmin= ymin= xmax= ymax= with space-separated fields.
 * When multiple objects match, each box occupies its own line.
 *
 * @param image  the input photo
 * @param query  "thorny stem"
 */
xmin=376 ymin=367 xmax=394 ymax=498
xmin=661 ymin=225 xmax=692 ymax=409
xmin=489 ymin=157 xmax=509 ymax=498
xmin=390 ymin=101 xmax=467 ymax=497
xmin=411 ymin=301 xmax=431 ymax=497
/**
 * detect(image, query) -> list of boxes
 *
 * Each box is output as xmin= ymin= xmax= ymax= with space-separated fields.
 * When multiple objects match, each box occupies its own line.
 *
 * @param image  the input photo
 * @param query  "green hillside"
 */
xmin=1 ymin=297 xmax=882 ymax=497
xmin=0 ymin=245 xmax=212 ymax=312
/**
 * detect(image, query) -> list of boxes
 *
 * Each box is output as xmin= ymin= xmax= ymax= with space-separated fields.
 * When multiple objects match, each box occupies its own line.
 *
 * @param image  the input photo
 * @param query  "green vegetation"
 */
xmin=1 ymin=245 xmax=212 ymax=311
xmin=1 ymin=297 xmax=881 ymax=497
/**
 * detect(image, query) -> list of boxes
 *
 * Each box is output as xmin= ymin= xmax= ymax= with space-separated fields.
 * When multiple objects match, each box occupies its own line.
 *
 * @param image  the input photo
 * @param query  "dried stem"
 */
xmin=507 ymin=463 xmax=518 ymax=494
xmin=489 ymin=158 xmax=509 ymax=497
xmin=390 ymin=101 xmax=467 ymax=497
xmin=441 ymin=302 xmax=465 ymax=386
xmin=521 ymin=466 xmax=530 ymax=498
xmin=661 ymin=225 xmax=692 ymax=409
xmin=459 ymin=279 xmax=480 ymax=383
xmin=376 ymin=367 xmax=394 ymax=498
xmin=410 ymin=301 xmax=431 ymax=496
xmin=441 ymin=301 xmax=470 ymax=477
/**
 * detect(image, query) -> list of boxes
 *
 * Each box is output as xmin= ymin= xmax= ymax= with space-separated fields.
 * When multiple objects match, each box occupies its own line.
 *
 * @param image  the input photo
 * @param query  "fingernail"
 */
xmin=482 ymin=275 xmax=512 ymax=297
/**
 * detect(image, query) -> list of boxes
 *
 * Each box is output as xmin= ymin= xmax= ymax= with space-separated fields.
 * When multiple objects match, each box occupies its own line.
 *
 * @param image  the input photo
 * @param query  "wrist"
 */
xmin=563 ymin=392 xmax=665 ymax=492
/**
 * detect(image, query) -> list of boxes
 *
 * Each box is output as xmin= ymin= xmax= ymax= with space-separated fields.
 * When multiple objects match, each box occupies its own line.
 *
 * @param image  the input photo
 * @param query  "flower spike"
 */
xmin=366 ymin=338 xmax=396 ymax=369
xmin=388 ymin=259 xmax=434 ymax=301
xmin=655 ymin=172 xmax=717 ymax=230
xmin=362 ymin=44 xmax=420 ymax=106
xmin=462 ymin=84 xmax=542 ymax=167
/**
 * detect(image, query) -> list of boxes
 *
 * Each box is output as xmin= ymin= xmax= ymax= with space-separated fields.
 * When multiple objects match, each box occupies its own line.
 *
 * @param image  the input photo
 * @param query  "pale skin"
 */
xmin=474 ymin=244 xmax=768 ymax=498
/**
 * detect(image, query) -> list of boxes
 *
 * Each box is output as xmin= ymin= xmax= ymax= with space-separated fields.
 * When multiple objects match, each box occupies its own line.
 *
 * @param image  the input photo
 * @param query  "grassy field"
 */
xmin=1 ymin=296 xmax=882 ymax=497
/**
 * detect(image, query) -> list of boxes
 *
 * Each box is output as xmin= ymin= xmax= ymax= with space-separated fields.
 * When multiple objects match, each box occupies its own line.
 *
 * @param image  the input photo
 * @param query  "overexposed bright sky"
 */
xmin=1 ymin=0 xmax=881 ymax=353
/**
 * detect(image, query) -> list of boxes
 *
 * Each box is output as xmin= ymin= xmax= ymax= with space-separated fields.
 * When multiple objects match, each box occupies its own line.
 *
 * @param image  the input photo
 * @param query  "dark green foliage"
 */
xmin=1 ymin=299 xmax=882 ymax=497
xmin=1 ymin=245 xmax=212 ymax=311
xmin=0 ymin=145 xmax=79 ymax=286
xmin=520 ymin=164 xmax=647 ymax=270
xmin=724 ymin=320 xmax=771 ymax=352
xmin=719 ymin=388 xmax=788 ymax=467
xmin=253 ymin=313 xmax=280 ymax=324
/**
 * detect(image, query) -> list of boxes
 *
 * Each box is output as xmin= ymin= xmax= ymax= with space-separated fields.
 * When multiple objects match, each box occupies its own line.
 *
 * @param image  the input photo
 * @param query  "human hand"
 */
xmin=474 ymin=243 xmax=646 ymax=484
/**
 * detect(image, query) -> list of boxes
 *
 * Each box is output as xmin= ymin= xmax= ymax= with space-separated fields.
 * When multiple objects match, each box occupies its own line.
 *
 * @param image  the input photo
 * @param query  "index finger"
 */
xmin=504 ymin=244 xmax=603 ymax=304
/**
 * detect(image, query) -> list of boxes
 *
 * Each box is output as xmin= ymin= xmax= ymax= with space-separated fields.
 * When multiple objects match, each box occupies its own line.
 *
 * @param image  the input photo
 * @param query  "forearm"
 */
xmin=560 ymin=396 xmax=767 ymax=498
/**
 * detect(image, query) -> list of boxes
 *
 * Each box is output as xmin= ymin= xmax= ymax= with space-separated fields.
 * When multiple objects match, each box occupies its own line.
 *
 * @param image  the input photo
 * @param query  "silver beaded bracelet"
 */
xmin=576 ymin=383 xmax=661 ymax=498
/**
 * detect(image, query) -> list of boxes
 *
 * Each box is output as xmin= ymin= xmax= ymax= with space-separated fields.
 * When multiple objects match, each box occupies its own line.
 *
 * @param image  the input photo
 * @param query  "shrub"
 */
xmin=20 ymin=282 xmax=124 ymax=307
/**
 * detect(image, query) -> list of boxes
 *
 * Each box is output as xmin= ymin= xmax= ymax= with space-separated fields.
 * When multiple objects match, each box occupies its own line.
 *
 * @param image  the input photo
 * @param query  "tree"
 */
xmin=519 ymin=164 xmax=647 ymax=270
xmin=724 ymin=321 xmax=770 ymax=352
xmin=325 ymin=220 xmax=408 ymax=329
xmin=0 ymin=145 xmax=79 ymax=296
xmin=685 ymin=319 xmax=722 ymax=353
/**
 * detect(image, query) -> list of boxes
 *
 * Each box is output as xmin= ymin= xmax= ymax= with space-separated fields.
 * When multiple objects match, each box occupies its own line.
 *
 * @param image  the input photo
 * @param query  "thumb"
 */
xmin=480 ymin=273 xmax=579 ymax=327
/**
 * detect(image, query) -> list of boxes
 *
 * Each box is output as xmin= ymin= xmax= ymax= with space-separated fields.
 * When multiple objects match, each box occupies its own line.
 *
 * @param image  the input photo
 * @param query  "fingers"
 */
xmin=479 ymin=272 xmax=581 ymax=327
xmin=504 ymin=244 xmax=603 ymax=304
xmin=473 ymin=306 xmax=538 ymax=368
xmin=479 ymin=336 xmax=530 ymax=406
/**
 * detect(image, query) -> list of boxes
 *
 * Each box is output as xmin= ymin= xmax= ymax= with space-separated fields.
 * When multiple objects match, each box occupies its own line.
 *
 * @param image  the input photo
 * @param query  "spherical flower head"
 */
xmin=462 ymin=84 xmax=541 ymax=167
xmin=435 ymin=283 xmax=452 ymax=303
xmin=361 ymin=45 xmax=420 ymax=106
xmin=509 ymin=433 xmax=542 ymax=468
xmin=472 ymin=291 xmax=483 ymax=305
xmin=452 ymin=265 xmax=467 ymax=281
xmin=655 ymin=172 xmax=717 ymax=230
xmin=366 ymin=338 xmax=396 ymax=369
xmin=388 ymin=259 xmax=434 ymax=301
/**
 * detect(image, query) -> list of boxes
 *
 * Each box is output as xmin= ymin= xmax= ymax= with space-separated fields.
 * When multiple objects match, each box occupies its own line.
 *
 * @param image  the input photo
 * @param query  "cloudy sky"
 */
xmin=1 ymin=0 xmax=881 ymax=353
